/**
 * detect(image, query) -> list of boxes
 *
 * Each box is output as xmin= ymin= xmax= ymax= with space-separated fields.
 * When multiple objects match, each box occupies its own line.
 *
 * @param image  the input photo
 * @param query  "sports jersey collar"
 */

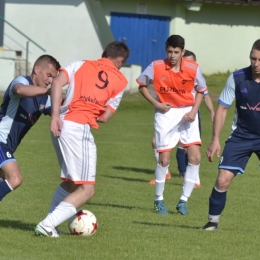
xmin=25 ymin=75 xmax=34 ymax=85
xmin=164 ymin=58 xmax=184 ymax=72
xmin=97 ymin=58 xmax=115 ymax=67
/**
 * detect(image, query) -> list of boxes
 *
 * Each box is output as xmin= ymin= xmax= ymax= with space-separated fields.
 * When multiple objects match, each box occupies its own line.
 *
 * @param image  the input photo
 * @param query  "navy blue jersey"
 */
xmin=219 ymin=66 xmax=260 ymax=139
xmin=0 ymin=76 xmax=51 ymax=152
xmin=233 ymin=66 xmax=260 ymax=138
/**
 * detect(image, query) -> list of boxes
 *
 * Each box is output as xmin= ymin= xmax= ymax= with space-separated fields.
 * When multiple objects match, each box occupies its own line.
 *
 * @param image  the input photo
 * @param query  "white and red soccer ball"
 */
xmin=68 ymin=209 xmax=98 ymax=236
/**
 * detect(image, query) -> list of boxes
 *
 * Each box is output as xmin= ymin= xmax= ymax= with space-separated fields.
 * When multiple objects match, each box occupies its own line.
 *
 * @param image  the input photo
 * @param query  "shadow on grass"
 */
xmin=133 ymin=221 xmax=171 ymax=227
xmin=113 ymin=166 xmax=154 ymax=175
xmin=0 ymin=219 xmax=34 ymax=231
xmin=89 ymin=202 xmax=136 ymax=210
xmin=173 ymin=224 xmax=208 ymax=230
xmin=88 ymin=202 xmax=158 ymax=213
xmin=103 ymin=174 xmax=182 ymax=186
xmin=103 ymin=175 xmax=150 ymax=183
xmin=113 ymin=166 xmax=183 ymax=179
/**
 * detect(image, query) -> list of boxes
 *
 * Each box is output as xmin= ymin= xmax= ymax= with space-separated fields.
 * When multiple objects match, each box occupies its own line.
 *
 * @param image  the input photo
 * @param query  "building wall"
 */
xmin=4 ymin=0 xmax=103 ymax=68
xmin=101 ymin=0 xmax=260 ymax=75
xmin=3 ymin=0 xmax=260 ymax=78
xmin=172 ymin=2 xmax=260 ymax=75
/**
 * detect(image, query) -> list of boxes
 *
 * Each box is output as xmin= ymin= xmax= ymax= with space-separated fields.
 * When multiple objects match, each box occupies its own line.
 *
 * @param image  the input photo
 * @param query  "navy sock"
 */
xmin=176 ymin=148 xmax=187 ymax=173
xmin=185 ymin=153 xmax=188 ymax=167
xmin=0 ymin=180 xmax=12 ymax=201
xmin=209 ymin=187 xmax=227 ymax=216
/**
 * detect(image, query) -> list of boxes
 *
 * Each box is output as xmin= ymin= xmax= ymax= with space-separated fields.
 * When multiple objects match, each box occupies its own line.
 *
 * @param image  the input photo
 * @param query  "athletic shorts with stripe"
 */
xmin=51 ymin=120 xmax=96 ymax=184
xmin=155 ymin=106 xmax=201 ymax=152
xmin=219 ymin=134 xmax=260 ymax=174
xmin=0 ymin=143 xmax=16 ymax=168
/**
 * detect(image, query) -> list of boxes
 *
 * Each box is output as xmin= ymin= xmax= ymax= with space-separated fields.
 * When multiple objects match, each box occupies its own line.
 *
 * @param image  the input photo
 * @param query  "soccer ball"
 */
xmin=68 ymin=209 xmax=98 ymax=236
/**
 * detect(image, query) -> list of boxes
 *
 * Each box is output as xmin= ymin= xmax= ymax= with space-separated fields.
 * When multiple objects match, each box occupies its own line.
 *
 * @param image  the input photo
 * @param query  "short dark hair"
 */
xmin=252 ymin=39 xmax=260 ymax=51
xmin=33 ymin=55 xmax=61 ymax=70
xmin=184 ymin=50 xmax=196 ymax=61
xmin=102 ymin=41 xmax=130 ymax=63
xmin=165 ymin=35 xmax=185 ymax=50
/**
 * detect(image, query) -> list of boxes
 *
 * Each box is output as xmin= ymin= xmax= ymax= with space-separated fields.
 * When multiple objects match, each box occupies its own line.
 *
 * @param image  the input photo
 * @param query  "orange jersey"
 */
xmin=136 ymin=58 xmax=207 ymax=107
xmin=60 ymin=58 xmax=128 ymax=129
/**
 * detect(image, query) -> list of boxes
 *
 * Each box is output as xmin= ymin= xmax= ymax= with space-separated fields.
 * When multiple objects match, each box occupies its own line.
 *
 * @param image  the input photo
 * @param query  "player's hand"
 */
xmin=51 ymin=117 xmax=63 ymax=137
xmin=156 ymin=102 xmax=172 ymax=113
xmin=183 ymin=111 xmax=196 ymax=122
xmin=206 ymin=140 xmax=221 ymax=162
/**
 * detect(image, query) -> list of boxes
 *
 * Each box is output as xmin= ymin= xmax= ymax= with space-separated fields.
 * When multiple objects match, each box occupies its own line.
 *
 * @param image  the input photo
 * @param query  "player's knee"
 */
xmin=188 ymin=154 xmax=201 ymax=165
xmin=215 ymin=176 xmax=230 ymax=190
xmin=8 ymin=174 xmax=23 ymax=189
xmin=158 ymin=158 xmax=170 ymax=167
xmin=82 ymin=185 xmax=95 ymax=201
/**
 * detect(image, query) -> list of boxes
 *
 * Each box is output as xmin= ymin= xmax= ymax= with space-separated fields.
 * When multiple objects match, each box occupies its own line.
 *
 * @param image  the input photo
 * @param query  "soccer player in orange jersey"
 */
xmin=137 ymin=35 xmax=207 ymax=215
xmin=35 ymin=41 xmax=130 ymax=237
xmin=148 ymin=50 xmax=215 ymax=188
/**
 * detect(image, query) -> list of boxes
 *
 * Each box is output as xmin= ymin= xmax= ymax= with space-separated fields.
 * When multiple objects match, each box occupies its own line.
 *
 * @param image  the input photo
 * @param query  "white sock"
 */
xmin=5 ymin=180 xmax=13 ymax=190
xmin=42 ymin=201 xmax=77 ymax=228
xmin=208 ymin=215 xmax=220 ymax=223
xmin=155 ymin=164 xmax=168 ymax=201
xmin=180 ymin=163 xmax=199 ymax=201
xmin=195 ymin=172 xmax=200 ymax=185
xmin=48 ymin=185 xmax=70 ymax=213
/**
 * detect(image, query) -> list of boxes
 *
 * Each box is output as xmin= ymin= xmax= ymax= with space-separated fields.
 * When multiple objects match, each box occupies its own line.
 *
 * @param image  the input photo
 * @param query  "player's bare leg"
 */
xmin=154 ymin=151 xmax=170 ymax=214
xmin=203 ymin=169 xmax=235 ymax=230
xmin=0 ymin=162 xmax=23 ymax=201
xmin=149 ymin=136 xmax=171 ymax=185
xmin=35 ymin=182 xmax=95 ymax=237
xmin=176 ymin=145 xmax=201 ymax=215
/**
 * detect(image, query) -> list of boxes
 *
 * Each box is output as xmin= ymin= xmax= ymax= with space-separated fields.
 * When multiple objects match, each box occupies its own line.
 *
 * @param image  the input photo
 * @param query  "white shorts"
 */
xmin=51 ymin=120 xmax=97 ymax=184
xmin=154 ymin=106 xmax=201 ymax=152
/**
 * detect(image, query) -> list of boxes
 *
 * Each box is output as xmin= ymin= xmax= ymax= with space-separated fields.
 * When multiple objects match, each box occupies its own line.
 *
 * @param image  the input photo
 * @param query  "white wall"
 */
xmin=4 ymin=0 xmax=103 ymax=69
xmin=171 ymin=2 xmax=260 ymax=75
xmin=0 ymin=50 xmax=16 ymax=91
xmin=3 ymin=0 xmax=260 ymax=83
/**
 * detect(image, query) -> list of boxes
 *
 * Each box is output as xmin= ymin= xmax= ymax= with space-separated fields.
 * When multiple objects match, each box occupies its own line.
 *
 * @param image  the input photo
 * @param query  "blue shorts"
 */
xmin=0 ymin=143 xmax=16 ymax=168
xmin=219 ymin=135 xmax=260 ymax=174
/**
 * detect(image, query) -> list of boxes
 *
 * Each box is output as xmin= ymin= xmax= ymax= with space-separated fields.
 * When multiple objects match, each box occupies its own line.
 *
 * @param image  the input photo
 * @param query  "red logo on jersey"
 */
xmin=247 ymin=102 xmax=260 ymax=111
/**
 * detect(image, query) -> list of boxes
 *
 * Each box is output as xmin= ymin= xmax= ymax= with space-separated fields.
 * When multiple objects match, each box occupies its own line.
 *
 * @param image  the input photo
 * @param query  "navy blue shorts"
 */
xmin=219 ymin=135 xmax=260 ymax=174
xmin=0 ymin=143 xmax=16 ymax=168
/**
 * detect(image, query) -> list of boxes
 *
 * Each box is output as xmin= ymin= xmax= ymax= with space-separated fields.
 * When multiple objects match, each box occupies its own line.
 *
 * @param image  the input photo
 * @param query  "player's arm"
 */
xmin=97 ymin=90 xmax=125 ymax=123
xmin=138 ymin=86 xmax=172 ymax=113
xmin=183 ymin=67 xmax=206 ymax=122
xmin=206 ymin=73 xmax=235 ymax=162
xmin=206 ymin=104 xmax=228 ymax=162
xmin=192 ymin=91 xmax=204 ymax=114
xmin=50 ymin=71 xmax=68 ymax=136
xmin=137 ymin=62 xmax=171 ymax=113
xmin=97 ymin=108 xmax=114 ymax=123
xmin=204 ymin=94 xmax=215 ymax=121
xmin=13 ymin=84 xmax=50 ymax=97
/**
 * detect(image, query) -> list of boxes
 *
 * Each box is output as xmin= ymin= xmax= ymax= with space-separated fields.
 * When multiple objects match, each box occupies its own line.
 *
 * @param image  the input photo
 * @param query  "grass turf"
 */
xmin=1 ymin=74 xmax=260 ymax=259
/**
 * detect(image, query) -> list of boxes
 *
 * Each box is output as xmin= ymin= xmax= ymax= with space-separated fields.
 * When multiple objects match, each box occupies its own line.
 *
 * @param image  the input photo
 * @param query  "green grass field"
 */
xmin=1 ymin=74 xmax=260 ymax=260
